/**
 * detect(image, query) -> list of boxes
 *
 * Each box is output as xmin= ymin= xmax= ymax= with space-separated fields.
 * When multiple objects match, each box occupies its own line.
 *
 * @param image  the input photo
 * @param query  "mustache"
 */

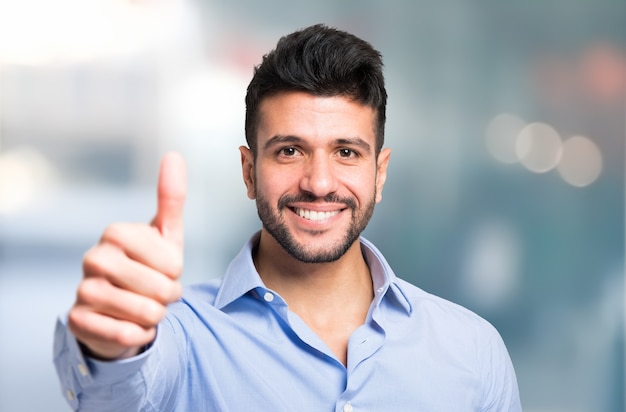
xmin=278 ymin=192 xmax=357 ymax=209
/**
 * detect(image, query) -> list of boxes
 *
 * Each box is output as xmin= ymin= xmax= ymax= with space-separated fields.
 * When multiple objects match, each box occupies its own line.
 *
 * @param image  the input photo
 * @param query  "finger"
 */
xmin=84 ymin=242 xmax=183 ymax=304
xmin=68 ymin=307 xmax=156 ymax=359
xmin=153 ymin=152 xmax=187 ymax=250
xmin=76 ymin=277 xmax=167 ymax=329
xmin=96 ymin=223 xmax=184 ymax=280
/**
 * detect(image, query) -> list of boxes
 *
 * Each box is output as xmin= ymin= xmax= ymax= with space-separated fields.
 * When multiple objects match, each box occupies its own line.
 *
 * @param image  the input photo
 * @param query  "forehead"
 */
xmin=256 ymin=91 xmax=377 ymax=147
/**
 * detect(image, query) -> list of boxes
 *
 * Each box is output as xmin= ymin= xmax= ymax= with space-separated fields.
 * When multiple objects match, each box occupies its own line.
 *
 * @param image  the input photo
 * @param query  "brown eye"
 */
xmin=280 ymin=147 xmax=298 ymax=156
xmin=338 ymin=148 xmax=356 ymax=158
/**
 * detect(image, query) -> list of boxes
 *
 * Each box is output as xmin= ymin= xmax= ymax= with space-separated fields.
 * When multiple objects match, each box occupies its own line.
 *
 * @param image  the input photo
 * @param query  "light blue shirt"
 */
xmin=54 ymin=232 xmax=522 ymax=411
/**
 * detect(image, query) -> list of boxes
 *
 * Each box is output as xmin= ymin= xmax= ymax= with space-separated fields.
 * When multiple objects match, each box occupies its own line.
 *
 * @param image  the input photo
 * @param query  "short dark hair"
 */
xmin=245 ymin=24 xmax=387 ymax=156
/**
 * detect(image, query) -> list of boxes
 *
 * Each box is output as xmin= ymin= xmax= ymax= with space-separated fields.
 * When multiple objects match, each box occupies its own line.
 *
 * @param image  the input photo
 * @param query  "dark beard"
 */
xmin=255 ymin=191 xmax=376 ymax=263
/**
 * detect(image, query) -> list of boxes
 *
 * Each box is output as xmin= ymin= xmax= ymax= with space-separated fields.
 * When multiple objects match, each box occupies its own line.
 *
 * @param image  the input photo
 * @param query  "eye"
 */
xmin=278 ymin=146 xmax=300 ymax=157
xmin=338 ymin=148 xmax=358 ymax=158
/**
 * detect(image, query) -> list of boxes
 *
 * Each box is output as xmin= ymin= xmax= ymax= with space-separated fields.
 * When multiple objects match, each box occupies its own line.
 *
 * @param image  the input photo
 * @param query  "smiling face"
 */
xmin=240 ymin=91 xmax=391 ymax=264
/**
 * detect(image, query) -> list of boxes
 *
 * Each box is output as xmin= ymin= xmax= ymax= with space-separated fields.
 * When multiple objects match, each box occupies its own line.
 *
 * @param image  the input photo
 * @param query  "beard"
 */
xmin=255 ymin=190 xmax=376 ymax=263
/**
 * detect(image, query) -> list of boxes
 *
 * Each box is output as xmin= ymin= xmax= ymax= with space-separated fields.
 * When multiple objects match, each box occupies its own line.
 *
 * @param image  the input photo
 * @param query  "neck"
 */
xmin=253 ymin=230 xmax=374 ymax=366
xmin=253 ymin=230 xmax=373 ymax=308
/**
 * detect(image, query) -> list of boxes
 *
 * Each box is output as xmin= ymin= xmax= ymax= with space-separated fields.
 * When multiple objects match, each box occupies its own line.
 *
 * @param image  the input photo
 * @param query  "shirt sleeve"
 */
xmin=53 ymin=315 xmax=156 ymax=411
xmin=480 ymin=326 xmax=523 ymax=412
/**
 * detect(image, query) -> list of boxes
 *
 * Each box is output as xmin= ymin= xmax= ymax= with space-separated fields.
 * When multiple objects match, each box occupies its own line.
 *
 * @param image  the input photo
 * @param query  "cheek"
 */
xmin=343 ymin=170 xmax=378 ymax=200
xmin=254 ymin=167 xmax=299 ymax=199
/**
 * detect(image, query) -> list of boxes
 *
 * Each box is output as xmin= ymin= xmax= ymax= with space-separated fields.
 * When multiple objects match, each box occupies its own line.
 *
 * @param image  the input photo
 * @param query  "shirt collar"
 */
xmin=214 ymin=231 xmax=412 ymax=316
xmin=359 ymin=237 xmax=413 ymax=315
xmin=214 ymin=231 xmax=264 ymax=309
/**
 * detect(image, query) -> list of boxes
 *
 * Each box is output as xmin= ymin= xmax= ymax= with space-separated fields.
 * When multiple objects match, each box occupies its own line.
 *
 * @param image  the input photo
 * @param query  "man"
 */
xmin=54 ymin=24 xmax=522 ymax=411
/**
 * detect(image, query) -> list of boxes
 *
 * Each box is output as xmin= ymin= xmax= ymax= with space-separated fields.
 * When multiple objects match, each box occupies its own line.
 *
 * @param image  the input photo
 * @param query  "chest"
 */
xmin=165 ymin=303 xmax=484 ymax=411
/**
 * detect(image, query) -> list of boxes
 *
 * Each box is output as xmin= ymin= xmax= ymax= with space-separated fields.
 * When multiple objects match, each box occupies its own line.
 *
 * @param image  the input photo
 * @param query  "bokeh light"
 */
xmin=0 ymin=147 xmax=58 ymax=214
xmin=461 ymin=219 xmax=521 ymax=310
xmin=557 ymin=135 xmax=603 ymax=187
xmin=485 ymin=113 xmax=527 ymax=164
xmin=515 ymin=122 xmax=563 ymax=173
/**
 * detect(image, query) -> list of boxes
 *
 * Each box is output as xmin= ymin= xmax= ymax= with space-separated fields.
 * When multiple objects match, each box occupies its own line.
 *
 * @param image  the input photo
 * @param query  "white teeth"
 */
xmin=295 ymin=208 xmax=339 ymax=221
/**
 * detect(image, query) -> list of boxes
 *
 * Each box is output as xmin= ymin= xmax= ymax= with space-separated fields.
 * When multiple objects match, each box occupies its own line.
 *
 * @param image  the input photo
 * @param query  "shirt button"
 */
xmin=77 ymin=363 xmax=89 ymax=376
xmin=66 ymin=389 xmax=75 ymax=401
xmin=377 ymin=287 xmax=384 ymax=293
xmin=343 ymin=401 xmax=353 ymax=412
xmin=263 ymin=292 xmax=274 ymax=302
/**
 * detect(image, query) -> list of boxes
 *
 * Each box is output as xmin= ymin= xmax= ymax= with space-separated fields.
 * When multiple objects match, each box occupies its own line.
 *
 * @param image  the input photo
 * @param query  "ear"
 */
xmin=374 ymin=148 xmax=391 ymax=203
xmin=239 ymin=146 xmax=256 ymax=199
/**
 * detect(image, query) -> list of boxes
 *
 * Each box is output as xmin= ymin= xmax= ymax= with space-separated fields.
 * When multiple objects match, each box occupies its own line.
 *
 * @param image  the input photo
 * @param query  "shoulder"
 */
xmin=390 ymin=278 xmax=517 ymax=382
xmin=183 ymin=278 xmax=223 ymax=300
xmin=394 ymin=278 xmax=500 ymax=340
xmin=392 ymin=279 xmax=521 ymax=410
xmin=166 ymin=278 xmax=224 ymax=319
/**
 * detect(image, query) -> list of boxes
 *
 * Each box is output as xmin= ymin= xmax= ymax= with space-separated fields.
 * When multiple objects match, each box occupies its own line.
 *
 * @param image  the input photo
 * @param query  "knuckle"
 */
xmin=163 ymin=246 xmax=184 ymax=278
xmin=151 ymin=288 xmax=167 ymax=304
xmin=153 ymin=284 xmax=172 ymax=304
xmin=76 ymin=279 xmax=101 ymax=303
xmin=82 ymin=247 xmax=96 ymax=270
xmin=101 ymin=223 xmax=125 ymax=244
xmin=83 ymin=241 xmax=126 ymax=281
xmin=113 ymin=324 xmax=141 ymax=348
xmin=155 ymin=281 xmax=182 ymax=304
xmin=138 ymin=300 xmax=166 ymax=326
xmin=82 ymin=247 xmax=107 ymax=277
xmin=170 ymin=256 xmax=184 ymax=278
xmin=170 ymin=281 xmax=183 ymax=302
xmin=67 ymin=308 xmax=85 ymax=333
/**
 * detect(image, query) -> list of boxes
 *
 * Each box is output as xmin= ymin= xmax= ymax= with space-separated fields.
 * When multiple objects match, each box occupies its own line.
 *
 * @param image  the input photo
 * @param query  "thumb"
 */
xmin=152 ymin=152 xmax=187 ymax=250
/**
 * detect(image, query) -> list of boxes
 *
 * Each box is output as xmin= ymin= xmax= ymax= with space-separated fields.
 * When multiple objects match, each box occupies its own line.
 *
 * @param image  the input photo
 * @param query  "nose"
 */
xmin=299 ymin=152 xmax=339 ymax=197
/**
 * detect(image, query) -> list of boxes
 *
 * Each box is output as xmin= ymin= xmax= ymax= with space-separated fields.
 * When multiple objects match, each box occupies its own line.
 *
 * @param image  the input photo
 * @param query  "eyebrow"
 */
xmin=335 ymin=137 xmax=372 ymax=154
xmin=263 ymin=135 xmax=303 ymax=151
xmin=263 ymin=135 xmax=372 ymax=154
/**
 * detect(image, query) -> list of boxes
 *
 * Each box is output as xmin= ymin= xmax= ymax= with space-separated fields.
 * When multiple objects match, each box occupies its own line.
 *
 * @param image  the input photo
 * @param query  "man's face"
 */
xmin=240 ymin=91 xmax=390 ymax=263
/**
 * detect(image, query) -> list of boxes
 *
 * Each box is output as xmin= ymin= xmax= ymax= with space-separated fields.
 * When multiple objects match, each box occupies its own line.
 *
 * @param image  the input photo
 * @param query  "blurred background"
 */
xmin=0 ymin=0 xmax=623 ymax=411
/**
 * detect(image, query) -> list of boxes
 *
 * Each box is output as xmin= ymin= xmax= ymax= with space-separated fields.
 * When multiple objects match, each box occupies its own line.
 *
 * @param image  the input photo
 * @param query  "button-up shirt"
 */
xmin=54 ymin=232 xmax=522 ymax=411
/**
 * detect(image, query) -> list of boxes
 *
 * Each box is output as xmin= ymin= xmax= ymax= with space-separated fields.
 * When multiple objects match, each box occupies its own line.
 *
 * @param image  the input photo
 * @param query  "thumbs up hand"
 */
xmin=68 ymin=153 xmax=187 ymax=360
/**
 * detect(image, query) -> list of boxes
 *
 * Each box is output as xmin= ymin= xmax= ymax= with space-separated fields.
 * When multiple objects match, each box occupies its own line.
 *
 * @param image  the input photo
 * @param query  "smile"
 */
xmin=293 ymin=208 xmax=341 ymax=221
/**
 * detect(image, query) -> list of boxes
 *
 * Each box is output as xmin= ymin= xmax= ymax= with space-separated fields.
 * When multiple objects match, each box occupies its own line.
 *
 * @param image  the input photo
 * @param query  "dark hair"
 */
xmin=245 ymin=24 xmax=387 ymax=155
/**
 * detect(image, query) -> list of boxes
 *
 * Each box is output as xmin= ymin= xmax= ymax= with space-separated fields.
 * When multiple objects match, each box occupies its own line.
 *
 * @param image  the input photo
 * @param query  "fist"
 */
xmin=68 ymin=152 xmax=187 ymax=360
